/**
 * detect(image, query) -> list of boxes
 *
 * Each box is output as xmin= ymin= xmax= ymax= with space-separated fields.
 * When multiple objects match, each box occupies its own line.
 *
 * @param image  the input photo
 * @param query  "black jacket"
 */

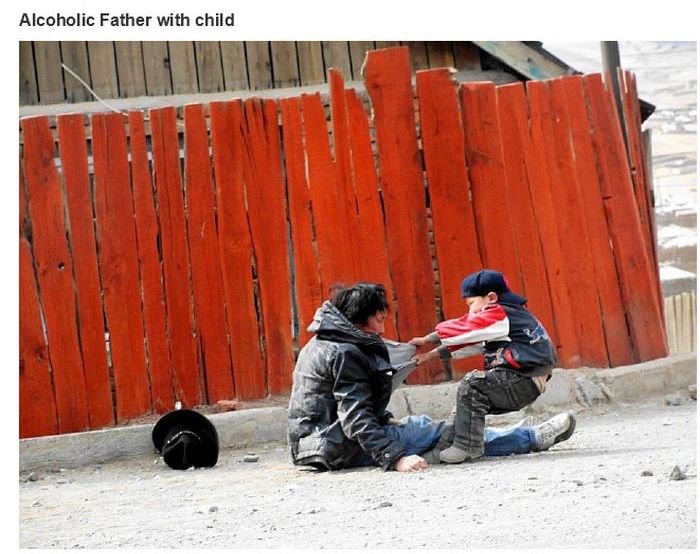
xmin=287 ymin=302 xmax=406 ymax=471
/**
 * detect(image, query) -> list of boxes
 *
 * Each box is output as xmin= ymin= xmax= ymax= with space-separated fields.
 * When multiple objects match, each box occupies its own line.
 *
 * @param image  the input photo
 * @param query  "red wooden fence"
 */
xmin=19 ymin=46 xmax=667 ymax=437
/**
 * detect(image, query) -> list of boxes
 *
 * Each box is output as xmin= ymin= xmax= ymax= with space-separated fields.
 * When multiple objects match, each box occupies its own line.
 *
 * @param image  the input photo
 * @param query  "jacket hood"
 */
xmin=307 ymin=301 xmax=387 ymax=350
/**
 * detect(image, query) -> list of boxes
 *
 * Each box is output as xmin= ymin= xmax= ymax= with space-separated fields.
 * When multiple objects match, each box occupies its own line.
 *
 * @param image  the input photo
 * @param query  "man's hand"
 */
xmin=408 ymin=336 xmax=429 ymax=347
xmin=394 ymin=455 xmax=428 ymax=472
xmin=412 ymin=349 xmax=439 ymax=366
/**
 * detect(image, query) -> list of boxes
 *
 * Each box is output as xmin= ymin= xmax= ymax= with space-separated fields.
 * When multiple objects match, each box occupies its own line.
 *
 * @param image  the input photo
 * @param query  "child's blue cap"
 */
xmin=460 ymin=269 xmax=527 ymax=305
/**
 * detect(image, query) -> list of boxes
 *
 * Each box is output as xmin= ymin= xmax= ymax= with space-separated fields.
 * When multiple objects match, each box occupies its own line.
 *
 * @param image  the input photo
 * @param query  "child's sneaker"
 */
xmin=439 ymin=445 xmax=472 ymax=464
xmin=533 ymin=412 xmax=576 ymax=451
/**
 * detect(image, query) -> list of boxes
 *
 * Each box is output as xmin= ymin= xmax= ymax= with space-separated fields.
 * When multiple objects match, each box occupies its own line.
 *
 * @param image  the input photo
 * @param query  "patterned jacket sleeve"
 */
xmin=435 ymin=304 xmax=510 ymax=359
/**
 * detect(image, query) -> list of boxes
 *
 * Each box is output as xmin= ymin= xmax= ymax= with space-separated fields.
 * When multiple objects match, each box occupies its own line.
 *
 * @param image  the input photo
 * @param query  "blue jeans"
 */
xmin=354 ymin=415 xmax=536 ymax=466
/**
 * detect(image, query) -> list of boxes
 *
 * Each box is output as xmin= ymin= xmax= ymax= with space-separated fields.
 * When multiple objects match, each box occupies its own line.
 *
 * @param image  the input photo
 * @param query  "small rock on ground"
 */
xmin=669 ymin=465 xmax=687 ymax=481
xmin=641 ymin=470 xmax=654 ymax=477
xmin=689 ymin=385 xmax=697 ymax=400
xmin=243 ymin=454 xmax=259 ymax=463
xmin=664 ymin=394 xmax=683 ymax=406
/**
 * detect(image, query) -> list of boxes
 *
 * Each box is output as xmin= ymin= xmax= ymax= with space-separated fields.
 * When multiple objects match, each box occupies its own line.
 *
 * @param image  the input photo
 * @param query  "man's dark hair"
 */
xmin=331 ymin=282 xmax=389 ymax=324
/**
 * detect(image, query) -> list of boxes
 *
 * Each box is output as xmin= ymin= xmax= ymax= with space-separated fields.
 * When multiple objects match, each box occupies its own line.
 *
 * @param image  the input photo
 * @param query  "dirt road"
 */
xmin=19 ymin=398 xmax=696 ymax=548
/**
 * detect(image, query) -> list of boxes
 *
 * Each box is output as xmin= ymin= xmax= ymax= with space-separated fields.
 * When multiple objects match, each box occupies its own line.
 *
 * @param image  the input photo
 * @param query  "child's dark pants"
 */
xmin=453 ymin=367 xmax=541 ymax=458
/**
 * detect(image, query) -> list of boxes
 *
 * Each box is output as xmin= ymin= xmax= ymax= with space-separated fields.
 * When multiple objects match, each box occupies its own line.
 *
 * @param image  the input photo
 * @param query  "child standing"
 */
xmin=410 ymin=269 xmax=573 ymax=464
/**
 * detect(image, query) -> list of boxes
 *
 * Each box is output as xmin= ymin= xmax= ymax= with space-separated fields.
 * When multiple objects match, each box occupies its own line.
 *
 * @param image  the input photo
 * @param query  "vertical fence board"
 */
xmin=348 ymin=42 xmax=374 ymax=80
xmin=561 ymin=76 xmax=634 ymax=367
xmin=194 ymin=42 xmax=225 ymax=93
xmin=322 ymin=41 xmax=352 ymax=79
xmin=345 ymin=89 xmax=399 ymax=339
xmin=21 ymin=115 xmax=90 ymax=433
xmin=426 ymin=42 xmax=455 ymax=68
xmin=56 ymin=114 xmax=114 ymax=427
xmin=405 ymin=42 xmax=430 ymax=71
xmin=60 ymin=41 xmax=91 ymax=102
xmin=271 ymin=42 xmax=301 ymax=88
xmin=19 ymin=161 xmax=59 ymax=438
xmin=168 ymin=41 xmax=199 ymax=94
xmin=91 ymin=113 xmax=151 ymax=421
xmin=220 ymin=42 xmax=249 ymax=90
xmin=246 ymin=41 xmax=273 ymax=90
xmin=34 ymin=42 xmax=64 ymax=104
xmin=242 ymin=99 xmax=295 ymax=394
xmin=545 ymin=79 xmax=609 ymax=367
xmin=301 ymin=92 xmax=353 ymax=290
xmin=495 ymin=83 xmax=558 ymax=351
xmin=525 ymin=81 xmax=581 ymax=367
xmin=329 ymin=70 xmax=362 ymax=282
xmin=87 ymin=42 xmax=119 ymax=99
xmin=584 ymin=74 xmax=667 ymax=362
xmin=363 ymin=47 xmax=441 ymax=383
xmin=209 ymin=100 xmax=267 ymax=399
xmin=20 ymin=41 xmax=39 ymax=105
xmin=128 ymin=111 xmax=174 ymax=413
xmin=459 ymin=82 xmax=523 ymax=291
xmin=375 ymin=41 xmax=401 ymax=49
xmin=142 ymin=42 xmax=172 ymax=96
xmin=664 ymin=296 xmax=677 ymax=353
xmin=149 ymin=107 xmax=201 ymax=405
xmin=114 ymin=41 xmax=147 ymax=98
xmin=183 ymin=104 xmax=235 ymax=402
xmin=297 ymin=41 xmax=325 ymax=86
xmin=453 ymin=42 xmax=481 ymax=70
xmin=280 ymin=97 xmax=324 ymax=346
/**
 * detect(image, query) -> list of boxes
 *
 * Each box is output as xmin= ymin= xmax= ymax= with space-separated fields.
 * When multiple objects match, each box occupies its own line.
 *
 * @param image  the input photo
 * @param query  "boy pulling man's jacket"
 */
xmin=410 ymin=269 xmax=575 ymax=464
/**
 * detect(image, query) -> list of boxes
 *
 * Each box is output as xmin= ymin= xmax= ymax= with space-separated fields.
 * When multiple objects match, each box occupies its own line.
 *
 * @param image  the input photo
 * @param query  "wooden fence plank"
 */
xmin=453 ymin=42 xmax=481 ymax=70
xmin=583 ymin=74 xmax=667 ymax=362
xmin=209 ymin=100 xmax=266 ymax=398
xmin=271 ymin=42 xmax=301 ymax=87
xmin=20 ymin=42 xmax=39 ymax=105
xmin=297 ymin=41 xmax=325 ymax=86
xmin=128 ymin=111 xmax=174 ymax=413
xmin=21 ymin=115 xmax=90 ymax=433
xmin=220 ymin=42 xmax=249 ymax=90
xmin=91 ymin=113 xmax=151 ymax=421
xmin=524 ymin=80 xmax=581 ymax=367
xmin=675 ymin=294 xmax=686 ymax=352
xmin=56 ymin=114 xmax=114 ymax=428
xmin=19 ymin=161 xmax=58 ymax=438
xmin=183 ymin=104 xmax=235 ymax=402
xmin=301 ymin=92 xmax=354 ymax=290
xmin=60 ymin=42 xmax=91 ymax=102
xmin=168 ymin=41 xmax=199 ymax=94
xmin=142 ymin=42 xmax=172 ymax=96
xmin=87 ymin=42 xmax=119 ymax=99
xmin=34 ymin=42 xmax=64 ymax=104
xmin=246 ymin=41 xmax=273 ymax=90
xmin=328 ymin=69 xmax=362 ymax=282
xmin=363 ymin=46 xmax=441 ymax=383
xmin=459 ymin=82 xmax=523 ymax=291
xmin=322 ymin=42 xmax=352 ymax=79
xmin=405 ymin=42 xmax=430 ymax=71
xmin=561 ymin=75 xmax=634 ymax=367
xmin=664 ymin=296 xmax=676 ymax=353
xmin=280 ymin=97 xmax=324 ymax=346
xmin=114 ymin=41 xmax=147 ymax=98
xmin=495 ymin=82 xmax=558 ymax=352
xmin=375 ymin=41 xmax=400 ymax=49
xmin=348 ymin=41 xmax=374 ymax=80
xmin=345 ymin=89 xmax=399 ymax=339
xmin=194 ymin=42 xmax=225 ymax=93
xmin=426 ymin=42 xmax=455 ymax=69
xmin=242 ymin=99 xmax=295 ymax=394
xmin=545 ymin=79 xmax=609 ymax=367
xmin=149 ymin=106 xmax=201 ymax=405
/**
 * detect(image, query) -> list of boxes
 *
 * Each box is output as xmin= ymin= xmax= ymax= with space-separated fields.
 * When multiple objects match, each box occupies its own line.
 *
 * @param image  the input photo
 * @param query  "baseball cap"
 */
xmin=460 ymin=269 xmax=527 ymax=305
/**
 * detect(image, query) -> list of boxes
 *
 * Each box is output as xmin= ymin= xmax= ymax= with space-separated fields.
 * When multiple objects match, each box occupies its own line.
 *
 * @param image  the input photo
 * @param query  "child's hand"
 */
xmin=412 ymin=350 xmax=438 ymax=365
xmin=408 ymin=336 xmax=427 ymax=347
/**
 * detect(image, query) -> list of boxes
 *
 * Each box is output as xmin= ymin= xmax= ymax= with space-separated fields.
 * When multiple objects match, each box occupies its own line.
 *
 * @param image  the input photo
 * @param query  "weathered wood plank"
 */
xmin=60 ymin=42 xmax=91 ymax=102
xmin=296 ymin=41 xmax=325 ymax=86
xmin=87 ymin=42 xmax=119 ymax=99
xmin=114 ymin=41 xmax=147 ymax=97
xmin=322 ymin=41 xmax=352 ymax=79
xmin=20 ymin=41 xmax=39 ymax=105
xmin=56 ymin=114 xmax=114 ymax=428
xmin=34 ymin=41 xmax=64 ymax=104
xmin=220 ymin=41 xmax=248 ymax=90
xmin=246 ymin=41 xmax=273 ymax=90
xmin=348 ymin=41 xmax=374 ymax=80
xmin=194 ymin=42 xmax=225 ymax=93
xmin=453 ymin=42 xmax=481 ymax=70
xmin=168 ymin=41 xmax=199 ymax=94
xmin=405 ymin=42 xmax=430 ymax=71
xmin=142 ymin=42 xmax=172 ymax=96
xmin=426 ymin=42 xmax=455 ymax=69
xmin=271 ymin=41 xmax=300 ymax=87
xmin=473 ymin=41 xmax=569 ymax=80
xmin=209 ymin=100 xmax=266 ymax=399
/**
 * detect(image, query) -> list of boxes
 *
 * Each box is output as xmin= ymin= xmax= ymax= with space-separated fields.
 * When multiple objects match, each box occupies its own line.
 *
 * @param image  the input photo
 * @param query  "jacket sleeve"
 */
xmin=332 ymin=348 xmax=406 ymax=470
xmin=436 ymin=304 xmax=510 ymax=348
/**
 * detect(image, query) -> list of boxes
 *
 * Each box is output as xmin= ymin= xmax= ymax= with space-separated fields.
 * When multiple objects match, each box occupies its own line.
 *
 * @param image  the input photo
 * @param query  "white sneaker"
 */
xmin=533 ymin=412 xmax=576 ymax=451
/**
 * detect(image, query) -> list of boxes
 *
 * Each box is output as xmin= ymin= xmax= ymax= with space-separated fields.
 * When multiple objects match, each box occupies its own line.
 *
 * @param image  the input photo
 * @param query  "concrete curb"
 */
xmin=19 ymin=353 xmax=697 ymax=472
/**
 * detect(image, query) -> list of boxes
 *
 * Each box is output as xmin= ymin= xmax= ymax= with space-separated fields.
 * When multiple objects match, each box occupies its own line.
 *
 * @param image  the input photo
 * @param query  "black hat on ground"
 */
xmin=152 ymin=409 xmax=219 ymax=470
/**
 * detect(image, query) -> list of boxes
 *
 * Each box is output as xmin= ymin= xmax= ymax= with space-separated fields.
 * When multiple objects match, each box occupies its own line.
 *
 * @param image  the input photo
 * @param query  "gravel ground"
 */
xmin=19 ymin=397 xmax=696 ymax=549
